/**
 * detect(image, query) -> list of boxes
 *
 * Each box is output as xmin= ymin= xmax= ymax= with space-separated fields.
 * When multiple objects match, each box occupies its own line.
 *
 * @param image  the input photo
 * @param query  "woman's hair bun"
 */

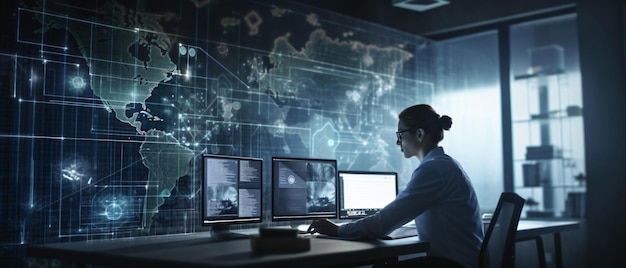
xmin=440 ymin=115 xmax=452 ymax=130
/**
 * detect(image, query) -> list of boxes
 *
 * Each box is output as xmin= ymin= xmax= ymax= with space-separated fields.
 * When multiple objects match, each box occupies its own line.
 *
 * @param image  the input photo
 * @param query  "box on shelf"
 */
xmin=529 ymin=45 xmax=565 ymax=75
xmin=522 ymin=163 xmax=545 ymax=187
xmin=564 ymin=192 xmax=585 ymax=218
xmin=525 ymin=145 xmax=562 ymax=160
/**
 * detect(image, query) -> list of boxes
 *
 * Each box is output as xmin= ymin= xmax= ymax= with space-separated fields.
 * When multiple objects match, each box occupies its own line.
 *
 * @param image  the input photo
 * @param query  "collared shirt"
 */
xmin=337 ymin=146 xmax=484 ymax=267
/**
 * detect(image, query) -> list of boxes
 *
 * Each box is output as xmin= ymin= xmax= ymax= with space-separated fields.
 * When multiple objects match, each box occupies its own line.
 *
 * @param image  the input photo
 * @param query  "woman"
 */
xmin=307 ymin=104 xmax=484 ymax=267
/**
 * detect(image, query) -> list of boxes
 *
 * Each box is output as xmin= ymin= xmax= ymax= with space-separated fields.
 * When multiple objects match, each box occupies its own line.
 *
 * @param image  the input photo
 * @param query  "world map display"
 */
xmin=1 ymin=0 xmax=435 ymax=261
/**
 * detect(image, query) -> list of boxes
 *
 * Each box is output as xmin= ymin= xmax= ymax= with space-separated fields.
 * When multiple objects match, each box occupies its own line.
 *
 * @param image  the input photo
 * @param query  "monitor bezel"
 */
xmin=271 ymin=156 xmax=339 ymax=222
xmin=201 ymin=154 xmax=263 ymax=227
xmin=337 ymin=170 xmax=398 ymax=220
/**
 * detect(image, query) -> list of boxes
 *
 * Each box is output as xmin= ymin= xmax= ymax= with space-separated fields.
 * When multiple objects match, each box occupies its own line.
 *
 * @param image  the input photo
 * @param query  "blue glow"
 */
xmin=105 ymin=203 xmax=123 ymax=220
xmin=70 ymin=76 xmax=86 ymax=89
xmin=160 ymin=189 xmax=171 ymax=197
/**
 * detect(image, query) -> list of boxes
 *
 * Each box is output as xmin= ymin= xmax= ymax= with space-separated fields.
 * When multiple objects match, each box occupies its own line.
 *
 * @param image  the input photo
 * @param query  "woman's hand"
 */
xmin=306 ymin=219 xmax=339 ymax=236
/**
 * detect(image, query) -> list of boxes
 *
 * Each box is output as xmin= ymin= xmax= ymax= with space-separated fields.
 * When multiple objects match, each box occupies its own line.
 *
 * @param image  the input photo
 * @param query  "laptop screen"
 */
xmin=338 ymin=171 xmax=398 ymax=219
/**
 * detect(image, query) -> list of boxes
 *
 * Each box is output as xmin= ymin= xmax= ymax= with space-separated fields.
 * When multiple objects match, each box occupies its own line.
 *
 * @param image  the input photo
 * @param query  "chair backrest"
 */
xmin=479 ymin=192 xmax=525 ymax=268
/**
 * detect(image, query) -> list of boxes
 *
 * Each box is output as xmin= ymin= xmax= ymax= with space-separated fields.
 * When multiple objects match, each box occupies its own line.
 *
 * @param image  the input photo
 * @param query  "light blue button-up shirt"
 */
xmin=338 ymin=147 xmax=484 ymax=267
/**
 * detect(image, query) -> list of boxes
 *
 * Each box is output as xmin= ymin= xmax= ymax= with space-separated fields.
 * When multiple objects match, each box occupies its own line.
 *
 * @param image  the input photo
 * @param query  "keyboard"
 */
xmin=300 ymin=222 xmax=417 ymax=240
xmin=301 ymin=233 xmax=361 ymax=241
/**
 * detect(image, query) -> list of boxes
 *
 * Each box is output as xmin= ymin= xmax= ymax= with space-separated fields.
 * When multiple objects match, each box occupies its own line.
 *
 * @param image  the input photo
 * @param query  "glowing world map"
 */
xmin=2 ymin=0 xmax=435 ymax=246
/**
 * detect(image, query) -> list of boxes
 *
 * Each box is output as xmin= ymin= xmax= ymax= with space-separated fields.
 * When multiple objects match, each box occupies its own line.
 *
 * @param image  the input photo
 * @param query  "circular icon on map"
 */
xmin=287 ymin=175 xmax=296 ymax=184
xmin=179 ymin=45 xmax=187 ymax=56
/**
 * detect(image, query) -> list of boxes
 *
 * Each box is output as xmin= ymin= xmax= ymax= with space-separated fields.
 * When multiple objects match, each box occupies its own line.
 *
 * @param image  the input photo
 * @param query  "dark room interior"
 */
xmin=1 ymin=0 xmax=625 ymax=267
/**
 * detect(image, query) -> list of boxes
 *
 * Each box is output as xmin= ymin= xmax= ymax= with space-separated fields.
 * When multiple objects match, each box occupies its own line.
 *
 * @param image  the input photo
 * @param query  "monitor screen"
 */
xmin=271 ymin=157 xmax=338 ymax=221
xmin=202 ymin=154 xmax=262 ymax=226
xmin=338 ymin=171 xmax=398 ymax=220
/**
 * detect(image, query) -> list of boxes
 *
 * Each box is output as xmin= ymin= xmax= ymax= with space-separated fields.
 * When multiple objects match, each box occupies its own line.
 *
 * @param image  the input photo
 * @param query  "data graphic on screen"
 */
xmin=272 ymin=157 xmax=338 ymax=221
xmin=338 ymin=171 xmax=398 ymax=219
xmin=202 ymin=155 xmax=262 ymax=226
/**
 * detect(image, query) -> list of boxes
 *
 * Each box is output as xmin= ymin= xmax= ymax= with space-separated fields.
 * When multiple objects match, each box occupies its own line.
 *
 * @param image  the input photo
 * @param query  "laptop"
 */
xmin=337 ymin=170 xmax=417 ymax=240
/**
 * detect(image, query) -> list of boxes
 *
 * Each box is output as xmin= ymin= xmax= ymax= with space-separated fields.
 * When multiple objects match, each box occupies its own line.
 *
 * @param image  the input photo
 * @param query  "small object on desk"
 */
xmin=251 ymin=227 xmax=310 ymax=253
xmin=250 ymin=235 xmax=310 ymax=253
xmin=526 ymin=210 xmax=554 ymax=218
xmin=259 ymin=227 xmax=298 ymax=238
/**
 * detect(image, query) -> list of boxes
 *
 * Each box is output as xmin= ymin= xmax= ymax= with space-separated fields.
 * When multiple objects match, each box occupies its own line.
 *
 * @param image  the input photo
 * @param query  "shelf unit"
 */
xmin=511 ymin=70 xmax=586 ymax=218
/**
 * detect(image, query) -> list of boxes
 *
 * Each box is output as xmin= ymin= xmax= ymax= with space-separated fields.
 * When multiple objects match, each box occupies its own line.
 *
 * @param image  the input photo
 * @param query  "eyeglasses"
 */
xmin=396 ymin=129 xmax=413 ymax=143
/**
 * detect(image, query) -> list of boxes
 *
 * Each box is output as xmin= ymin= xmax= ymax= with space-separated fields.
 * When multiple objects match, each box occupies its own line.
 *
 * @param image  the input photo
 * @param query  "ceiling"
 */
xmin=290 ymin=0 xmax=576 ymax=39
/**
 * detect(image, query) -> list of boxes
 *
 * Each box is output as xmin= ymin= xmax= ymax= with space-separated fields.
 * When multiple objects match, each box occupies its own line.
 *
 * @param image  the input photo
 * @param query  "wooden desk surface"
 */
xmin=27 ymin=232 xmax=429 ymax=268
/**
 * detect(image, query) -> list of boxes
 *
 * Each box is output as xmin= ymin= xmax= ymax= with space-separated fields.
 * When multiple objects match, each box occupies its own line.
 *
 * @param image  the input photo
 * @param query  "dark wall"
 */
xmin=577 ymin=0 xmax=626 ymax=266
xmin=296 ymin=0 xmax=576 ymax=37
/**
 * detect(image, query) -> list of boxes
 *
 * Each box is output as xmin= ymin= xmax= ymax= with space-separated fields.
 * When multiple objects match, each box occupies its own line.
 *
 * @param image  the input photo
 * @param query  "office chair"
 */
xmin=479 ymin=192 xmax=525 ymax=268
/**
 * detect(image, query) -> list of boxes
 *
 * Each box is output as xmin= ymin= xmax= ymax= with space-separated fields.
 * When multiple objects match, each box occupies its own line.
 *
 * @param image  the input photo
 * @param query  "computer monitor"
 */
xmin=338 ymin=170 xmax=398 ymax=220
xmin=202 ymin=154 xmax=262 ymax=239
xmin=271 ymin=157 xmax=338 ymax=222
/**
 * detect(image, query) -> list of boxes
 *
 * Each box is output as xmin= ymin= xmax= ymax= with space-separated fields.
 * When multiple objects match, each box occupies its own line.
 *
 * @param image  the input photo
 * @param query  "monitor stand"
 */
xmin=209 ymin=225 xmax=251 ymax=241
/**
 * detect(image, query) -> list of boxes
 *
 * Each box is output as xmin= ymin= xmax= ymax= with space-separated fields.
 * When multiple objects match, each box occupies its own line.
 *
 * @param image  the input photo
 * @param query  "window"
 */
xmin=435 ymin=31 xmax=503 ymax=211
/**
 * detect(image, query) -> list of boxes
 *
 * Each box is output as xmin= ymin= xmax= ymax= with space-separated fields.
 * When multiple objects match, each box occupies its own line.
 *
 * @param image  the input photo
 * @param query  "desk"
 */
xmin=516 ymin=220 xmax=580 ymax=268
xmin=27 ymin=232 xmax=429 ymax=268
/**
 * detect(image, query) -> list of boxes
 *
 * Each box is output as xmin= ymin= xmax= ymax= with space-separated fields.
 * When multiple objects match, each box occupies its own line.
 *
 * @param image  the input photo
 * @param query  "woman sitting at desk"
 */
xmin=307 ymin=104 xmax=484 ymax=268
